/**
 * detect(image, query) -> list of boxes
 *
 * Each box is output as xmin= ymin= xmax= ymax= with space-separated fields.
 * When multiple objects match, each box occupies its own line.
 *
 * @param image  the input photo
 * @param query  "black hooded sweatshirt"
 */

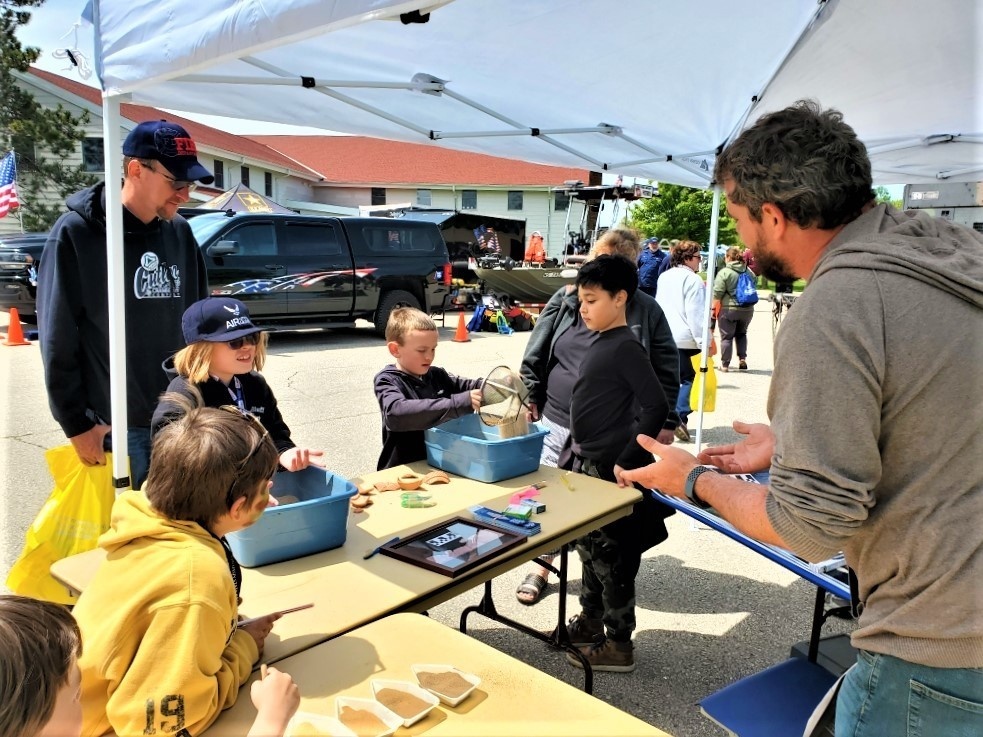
xmin=37 ymin=182 xmax=207 ymax=436
xmin=373 ymin=365 xmax=482 ymax=470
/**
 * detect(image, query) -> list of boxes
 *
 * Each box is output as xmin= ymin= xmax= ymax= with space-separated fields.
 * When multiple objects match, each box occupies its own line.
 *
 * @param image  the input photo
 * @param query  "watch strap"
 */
xmin=685 ymin=465 xmax=717 ymax=509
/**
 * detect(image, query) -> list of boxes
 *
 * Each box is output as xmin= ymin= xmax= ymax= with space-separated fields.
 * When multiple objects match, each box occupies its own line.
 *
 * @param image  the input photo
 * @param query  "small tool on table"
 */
xmin=364 ymin=536 xmax=400 ymax=559
xmin=510 ymin=481 xmax=546 ymax=505
xmin=401 ymin=492 xmax=435 ymax=508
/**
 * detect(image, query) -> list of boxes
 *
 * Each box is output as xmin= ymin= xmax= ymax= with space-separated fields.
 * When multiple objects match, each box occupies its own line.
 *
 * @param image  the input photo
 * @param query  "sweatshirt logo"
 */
xmin=134 ymin=251 xmax=182 ymax=299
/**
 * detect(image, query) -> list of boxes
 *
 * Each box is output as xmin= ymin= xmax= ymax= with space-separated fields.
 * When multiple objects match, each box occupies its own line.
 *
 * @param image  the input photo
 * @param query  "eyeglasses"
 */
xmin=227 ymin=333 xmax=261 ymax=350
xmin=139 ymin=160 xmax=197 ymax=192
xmin=219 ymin=405 xmax=271 ymax=505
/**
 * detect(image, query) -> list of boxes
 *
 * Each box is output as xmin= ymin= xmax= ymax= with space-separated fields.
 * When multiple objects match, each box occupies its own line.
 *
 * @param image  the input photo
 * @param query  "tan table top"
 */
xmin=208 ymin=612 xmax=671 ymax=737
xmin=51 ymin=462 xmax=639 ymax=665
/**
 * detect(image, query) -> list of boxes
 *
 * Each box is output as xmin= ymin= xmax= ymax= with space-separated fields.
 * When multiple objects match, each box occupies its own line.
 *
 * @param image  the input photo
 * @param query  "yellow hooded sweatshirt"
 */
xmin=73 ymin=490 xmax=259 ymax=737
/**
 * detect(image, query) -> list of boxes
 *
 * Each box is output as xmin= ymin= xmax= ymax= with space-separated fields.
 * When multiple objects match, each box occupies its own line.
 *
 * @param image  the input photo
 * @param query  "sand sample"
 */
xmin=416 ymin=670 xmax=472 ymax=699
xmin=290 ymin=722 xmax=331 ymax=737
xmin=338 ymin=706 xmax=388 ymax=737
xmin=275 ymin=494 xmax=300 ymax=505
xmin=375 ymin=687 xmax=430 ymax=719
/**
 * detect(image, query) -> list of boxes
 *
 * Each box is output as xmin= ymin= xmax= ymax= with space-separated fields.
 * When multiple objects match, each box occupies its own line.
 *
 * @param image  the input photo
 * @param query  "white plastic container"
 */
xmin=285 ymin=711 xmax=356 ymax=737
xmin=410 ymin=664 xmax=481 ymax=707
xmin=370 ymin=678 xmax=439 ymax=727
xmin=334 ymin=696 xmax=401 ymax=737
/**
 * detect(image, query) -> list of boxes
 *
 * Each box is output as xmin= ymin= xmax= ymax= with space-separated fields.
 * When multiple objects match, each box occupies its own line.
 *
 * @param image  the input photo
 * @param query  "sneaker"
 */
xmin=565 ymin=613 xmax=604 ymax=647
xmin=738 ymin=360 xmax=748 ymax=371
xmin=674 ymin=424 xmax=692 ymax=443
xmin=720 ymin=365 xmax=730 ymax=373
xmin=566 ymin=637 xmax=635 ymax=673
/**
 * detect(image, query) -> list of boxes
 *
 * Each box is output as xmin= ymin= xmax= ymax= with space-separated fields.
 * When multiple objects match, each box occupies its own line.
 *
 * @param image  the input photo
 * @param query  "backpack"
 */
xmin=734 ymin=269 xmax=759 ymax=306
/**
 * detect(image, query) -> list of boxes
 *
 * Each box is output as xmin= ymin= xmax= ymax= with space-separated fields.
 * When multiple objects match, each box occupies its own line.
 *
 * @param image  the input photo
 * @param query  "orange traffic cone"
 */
xmin=452 ymin=311 xmax=470 ymax=343
xmin=2 ymin=308 xmax=31 ymax=346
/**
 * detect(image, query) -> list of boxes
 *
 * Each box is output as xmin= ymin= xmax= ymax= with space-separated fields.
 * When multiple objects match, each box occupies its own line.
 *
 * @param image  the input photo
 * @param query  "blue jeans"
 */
xmin=676 ymin=348 xmax=700 ymax=425
xmin=836 ymin=650 xmax=983 ymax=737
xmin=103 ymin=426 xmax=152 ymax=490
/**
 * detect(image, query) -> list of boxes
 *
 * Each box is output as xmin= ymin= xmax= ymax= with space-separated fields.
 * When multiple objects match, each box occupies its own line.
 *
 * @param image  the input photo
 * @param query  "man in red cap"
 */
xmin=38 ymin=120 xmax=214 ymax=489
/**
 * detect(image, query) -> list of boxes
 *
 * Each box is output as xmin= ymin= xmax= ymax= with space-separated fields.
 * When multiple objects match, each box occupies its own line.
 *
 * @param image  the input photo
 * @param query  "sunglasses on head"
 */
xmin=219 ymin=405 xmax=272 ymax=505
xmin=227 ymin=333 xmax=261 ymax=350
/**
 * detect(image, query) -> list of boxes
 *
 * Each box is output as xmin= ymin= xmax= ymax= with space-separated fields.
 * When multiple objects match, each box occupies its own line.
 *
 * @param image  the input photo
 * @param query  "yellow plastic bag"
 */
xmin=5 ymin=447 xmax=116 ymax=604
xmin=690 ymin=354 xmax=717 ymax=413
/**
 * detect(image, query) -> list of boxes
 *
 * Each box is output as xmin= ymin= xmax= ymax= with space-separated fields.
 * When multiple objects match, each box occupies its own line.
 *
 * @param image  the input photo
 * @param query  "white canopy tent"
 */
xmin=86 ymin=0 xmax=982 ymax=485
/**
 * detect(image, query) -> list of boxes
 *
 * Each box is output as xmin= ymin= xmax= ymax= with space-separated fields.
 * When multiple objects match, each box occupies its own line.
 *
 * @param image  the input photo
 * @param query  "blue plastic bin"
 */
xmin=425 ymin=414 xmax=548 ymax=483
xmin=227 ymin=467 xmax=358 ymax=567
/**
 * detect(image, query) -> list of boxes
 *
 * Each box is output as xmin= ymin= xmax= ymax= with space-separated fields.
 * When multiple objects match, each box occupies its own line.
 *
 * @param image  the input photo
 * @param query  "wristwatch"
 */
xmin=684 ymin=465 xmax=718 ymax=509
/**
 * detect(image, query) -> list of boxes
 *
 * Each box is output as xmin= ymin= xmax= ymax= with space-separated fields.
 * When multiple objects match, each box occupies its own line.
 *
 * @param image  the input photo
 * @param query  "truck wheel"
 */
xmin=374 ymin=289 xmax=421 ymax=334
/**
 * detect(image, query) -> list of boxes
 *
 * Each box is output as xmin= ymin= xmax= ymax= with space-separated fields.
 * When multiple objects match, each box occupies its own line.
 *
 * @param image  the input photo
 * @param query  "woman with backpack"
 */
xmin=712 ymin=246 xmax=757 ymax=372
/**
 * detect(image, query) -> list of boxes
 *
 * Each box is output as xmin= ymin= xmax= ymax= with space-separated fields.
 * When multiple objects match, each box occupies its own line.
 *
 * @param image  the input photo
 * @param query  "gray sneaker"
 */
xmin=565 ymin=612 xmax=604 ymax=647
xmin=566 ymin=637 xmax=636 ymax=673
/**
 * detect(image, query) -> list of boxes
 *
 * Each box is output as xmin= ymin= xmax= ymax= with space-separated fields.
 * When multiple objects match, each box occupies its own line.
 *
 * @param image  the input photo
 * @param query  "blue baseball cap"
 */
xmin=643 ymin=237 xmax=661 ymax=247
xmin=123 ymin=120 xmax=215 ymax=184
xmin=182 ymin=297 xmax=262 ymax=344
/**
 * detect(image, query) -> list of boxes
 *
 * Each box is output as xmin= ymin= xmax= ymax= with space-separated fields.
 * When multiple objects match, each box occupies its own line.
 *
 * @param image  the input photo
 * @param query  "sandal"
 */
xmin=515 ymin=573 xmax=549 ymax=606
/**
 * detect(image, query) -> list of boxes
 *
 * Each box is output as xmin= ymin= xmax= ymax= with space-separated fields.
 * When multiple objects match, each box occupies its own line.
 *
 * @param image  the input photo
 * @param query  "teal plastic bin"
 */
xmin=227 ymin=467 xmax=358 ymax=567
xmin=425 ymin=414 xmax=548 ymax=483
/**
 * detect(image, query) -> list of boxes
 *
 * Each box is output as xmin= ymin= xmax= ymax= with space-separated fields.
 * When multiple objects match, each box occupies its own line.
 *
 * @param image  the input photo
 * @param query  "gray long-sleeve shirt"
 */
xmin=765 ymin=204 xmax=983 ymax=668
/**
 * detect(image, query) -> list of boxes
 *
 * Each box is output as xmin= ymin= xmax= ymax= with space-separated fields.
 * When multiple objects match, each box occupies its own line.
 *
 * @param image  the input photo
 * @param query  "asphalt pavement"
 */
xmin=0 ymin=300 xmax=852 ymax=737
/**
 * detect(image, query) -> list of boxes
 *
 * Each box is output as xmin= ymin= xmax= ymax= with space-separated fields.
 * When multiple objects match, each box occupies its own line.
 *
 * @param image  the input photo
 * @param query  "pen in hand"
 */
xmin=238 ymin=603 xmax=314 ymax=627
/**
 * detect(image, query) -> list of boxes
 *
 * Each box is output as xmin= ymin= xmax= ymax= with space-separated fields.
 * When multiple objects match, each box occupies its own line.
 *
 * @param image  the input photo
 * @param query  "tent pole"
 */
xmin=694 ymin=187 xmax=722 ymax=452
xmin=102 ymin=95 xmax=131 ymax=490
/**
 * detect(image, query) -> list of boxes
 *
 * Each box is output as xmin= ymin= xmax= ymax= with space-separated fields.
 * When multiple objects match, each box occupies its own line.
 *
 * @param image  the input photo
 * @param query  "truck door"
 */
xmin=201 ymin=219 xmax=287 ymax=319
xmin=280 ymin=220 xmax=355 ymax=318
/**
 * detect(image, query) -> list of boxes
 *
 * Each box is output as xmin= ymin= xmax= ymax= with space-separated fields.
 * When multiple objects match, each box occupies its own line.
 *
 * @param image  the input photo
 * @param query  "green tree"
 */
xmin=874 ymin=185 xmax=903 ymax=209
xmin=1 ymin=0 xmax=96 ymax=230
xmin=626 ymin=182 xmax=738 ymax=247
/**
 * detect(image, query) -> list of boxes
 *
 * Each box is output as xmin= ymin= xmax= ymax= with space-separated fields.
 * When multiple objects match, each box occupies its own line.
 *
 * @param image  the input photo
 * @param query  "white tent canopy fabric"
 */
xmin=86 ymin=0 xmax=981 ymax=485
xmin=92 ymin=0 xmax=983 ymax=187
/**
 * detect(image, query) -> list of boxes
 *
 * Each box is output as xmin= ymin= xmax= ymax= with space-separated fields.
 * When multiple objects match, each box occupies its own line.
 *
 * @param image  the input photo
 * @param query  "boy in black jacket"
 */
xmin=566 ymin=255 xmax=670 ymax=673
xmin=374 ymin=308 xmax=482 ymax=470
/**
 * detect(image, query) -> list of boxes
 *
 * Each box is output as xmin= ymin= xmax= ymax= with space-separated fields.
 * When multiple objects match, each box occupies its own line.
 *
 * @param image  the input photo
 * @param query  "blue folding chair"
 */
xmin=700 ymin=657 xmax=837 ymax=737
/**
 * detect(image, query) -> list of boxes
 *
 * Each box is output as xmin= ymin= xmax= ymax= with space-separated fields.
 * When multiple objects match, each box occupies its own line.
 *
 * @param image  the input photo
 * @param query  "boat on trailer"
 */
xmin=472 ymin=182 xmax=653 ymax=302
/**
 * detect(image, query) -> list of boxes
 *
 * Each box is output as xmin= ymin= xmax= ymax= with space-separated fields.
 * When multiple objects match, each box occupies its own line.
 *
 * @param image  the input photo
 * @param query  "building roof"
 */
xmin=27 ymin=68 xmax=319 ymax=178
xmin=249 ymin=135 xmax=591 ymax=187
xmin=27 ymin=68 xmax=591 ymax=188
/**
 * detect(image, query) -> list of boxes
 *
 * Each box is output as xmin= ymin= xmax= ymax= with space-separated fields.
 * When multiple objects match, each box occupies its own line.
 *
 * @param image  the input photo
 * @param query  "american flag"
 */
xmin=0 ymin=152 xmax=19 ymax=218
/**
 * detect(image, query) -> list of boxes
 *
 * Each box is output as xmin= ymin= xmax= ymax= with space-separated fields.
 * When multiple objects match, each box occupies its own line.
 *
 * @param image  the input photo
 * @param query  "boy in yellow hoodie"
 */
xmin=72 ymin=396 xmax=286 ymax=736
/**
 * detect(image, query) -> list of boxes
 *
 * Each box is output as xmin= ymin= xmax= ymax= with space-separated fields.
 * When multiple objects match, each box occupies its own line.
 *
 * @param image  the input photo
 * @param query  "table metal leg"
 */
xmin=459 ymin=545 xmax=594 ymax=693
xmin=808 ymin=586 xmax=825 ymax=662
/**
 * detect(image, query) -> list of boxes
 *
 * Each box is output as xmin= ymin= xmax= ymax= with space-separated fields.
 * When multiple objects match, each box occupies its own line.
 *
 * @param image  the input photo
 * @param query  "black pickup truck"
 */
xmin=0 ymin=232 xmax=47 ymax=323
xmin=189 ymin=212 xmax=451 ymax=333
xmin=2 ymin=213 xmax=451 ymax=334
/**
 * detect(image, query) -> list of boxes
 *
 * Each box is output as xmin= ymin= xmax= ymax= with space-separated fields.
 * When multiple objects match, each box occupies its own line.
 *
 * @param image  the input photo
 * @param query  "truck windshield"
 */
xmin=188 ymin=213 xmax=234 ymax=245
